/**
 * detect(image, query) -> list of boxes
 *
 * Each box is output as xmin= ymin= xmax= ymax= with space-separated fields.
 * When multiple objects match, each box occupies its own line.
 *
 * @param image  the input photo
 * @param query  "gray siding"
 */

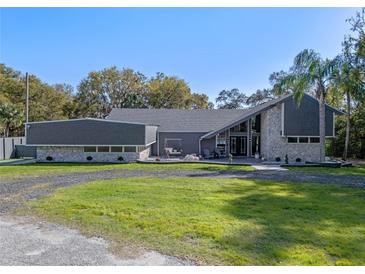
xmin=158 ymin=132 xmax=205 ymax=156
xmin=15 ymin=145 xmax=37 ymax=158
xmin=26 ymin=119 xmax=155 ymax=146
xmin=201 ymin=137 xmax=216 ymax=155
xmin=283 ymin=96 xmax=334 ymax=136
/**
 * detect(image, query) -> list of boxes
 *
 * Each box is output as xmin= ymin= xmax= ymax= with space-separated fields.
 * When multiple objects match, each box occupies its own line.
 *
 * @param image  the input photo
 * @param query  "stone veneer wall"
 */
xmin=37 ymin=146 xmax=150 ymax=163
xmin=261 ymin=104 xmax=321 ymax=162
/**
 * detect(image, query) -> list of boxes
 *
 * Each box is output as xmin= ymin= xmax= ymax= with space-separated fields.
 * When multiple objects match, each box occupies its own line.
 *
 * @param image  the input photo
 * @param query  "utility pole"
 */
xmin=26 ymin=72 xmax=29 ymax=123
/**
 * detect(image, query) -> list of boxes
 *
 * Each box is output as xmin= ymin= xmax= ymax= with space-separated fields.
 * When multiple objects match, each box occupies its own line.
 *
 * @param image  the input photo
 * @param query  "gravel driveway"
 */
xmin=0 ymin=215 xmax=190 ymax=266
xmin=0 ymin=167 xmax=364 ymax=265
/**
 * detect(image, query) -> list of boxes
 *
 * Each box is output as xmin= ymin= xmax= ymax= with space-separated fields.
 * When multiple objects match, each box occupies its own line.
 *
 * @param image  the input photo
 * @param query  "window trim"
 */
xmin=286 ymin=136 xmax=322 ymax=144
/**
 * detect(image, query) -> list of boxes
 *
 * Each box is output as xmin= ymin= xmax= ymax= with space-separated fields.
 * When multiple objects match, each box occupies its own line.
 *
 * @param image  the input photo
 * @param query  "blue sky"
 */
xmin=0 ymin=8 xmax=359 ymax=101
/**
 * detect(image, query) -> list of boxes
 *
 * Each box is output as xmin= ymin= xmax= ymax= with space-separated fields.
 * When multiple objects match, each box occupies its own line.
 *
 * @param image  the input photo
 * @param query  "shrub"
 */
xmin=86 ymin=156 xmax=93 ymax=161
xmin=46 ymin=156 xmax=53 ymax=161
xmin=296 ymin=157 xmax=302 ymax=162
xmin=275 ymin=157 xmax=281 ymax=162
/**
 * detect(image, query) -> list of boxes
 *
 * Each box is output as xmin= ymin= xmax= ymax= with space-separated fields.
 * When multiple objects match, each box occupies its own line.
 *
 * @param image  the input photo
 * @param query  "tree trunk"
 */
xmin=343 ymin=90 xmax=351 ymax=160
xmin=319 ymin=91 xmax=326 ymax=162
xmin=4 ymin=123 xmax=10 ymax=138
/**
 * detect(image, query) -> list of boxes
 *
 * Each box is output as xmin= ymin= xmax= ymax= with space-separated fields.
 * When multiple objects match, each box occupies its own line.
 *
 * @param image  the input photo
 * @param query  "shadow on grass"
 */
xmin=218 ymin=180 xmax=365 ymax=265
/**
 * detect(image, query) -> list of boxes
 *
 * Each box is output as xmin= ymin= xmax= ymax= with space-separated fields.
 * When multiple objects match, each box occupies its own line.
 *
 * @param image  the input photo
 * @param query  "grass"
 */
xmin=25 ymin=177 xmax=365 ymax=265
xmin=0 ymin=162 xmax=254 ymax=181
xmin=288 ymin=165 xmax=365 ymax=176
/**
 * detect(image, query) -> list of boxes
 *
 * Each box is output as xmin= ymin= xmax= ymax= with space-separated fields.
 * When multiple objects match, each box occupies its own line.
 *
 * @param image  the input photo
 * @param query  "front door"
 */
xmin=230 ymin=136 xmax=247 ymax=156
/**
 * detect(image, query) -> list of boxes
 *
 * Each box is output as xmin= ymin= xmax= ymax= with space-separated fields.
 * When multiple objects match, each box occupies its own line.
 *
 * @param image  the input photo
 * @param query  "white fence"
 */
xmin=0 ymin=137 xmax=26 ymax=160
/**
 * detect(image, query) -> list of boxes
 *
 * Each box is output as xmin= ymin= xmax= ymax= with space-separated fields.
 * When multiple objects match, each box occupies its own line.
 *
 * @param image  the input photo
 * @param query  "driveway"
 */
xmin=0 ymin=215 xmax=190 ymax=266
xmin=0 ymin=167 xmax=364 ymax=265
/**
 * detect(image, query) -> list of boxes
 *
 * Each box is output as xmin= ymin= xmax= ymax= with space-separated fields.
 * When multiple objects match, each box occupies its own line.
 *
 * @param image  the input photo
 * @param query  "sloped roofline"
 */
xmin=200 ymin=93 xmax=345 ymax=140
xmin=26 ymin=117 xmax=159 ymax=127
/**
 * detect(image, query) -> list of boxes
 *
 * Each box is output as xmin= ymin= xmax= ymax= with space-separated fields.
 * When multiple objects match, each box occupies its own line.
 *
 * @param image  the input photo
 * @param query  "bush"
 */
xmin=46 ymin=156 xmax=53 ymax=161
xmin=86 ymin=156 xmax=93 ymax=161
xmin=275 ymin=157 xmax=281 ymax=162
xmin=296 ymin=158 xmax=302 ymax=162
xmin=117 ymin=156 xmax=124 ymax=161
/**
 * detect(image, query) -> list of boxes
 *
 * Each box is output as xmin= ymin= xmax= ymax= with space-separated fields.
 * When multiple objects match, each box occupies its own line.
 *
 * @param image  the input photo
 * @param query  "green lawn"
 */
xmin=288 ymin=165 xmax=365 ymax=176
xmin=0 ymin=162 xmax=254 ymax=181
xmin=26 ymin=177 xmax=365 ymax=265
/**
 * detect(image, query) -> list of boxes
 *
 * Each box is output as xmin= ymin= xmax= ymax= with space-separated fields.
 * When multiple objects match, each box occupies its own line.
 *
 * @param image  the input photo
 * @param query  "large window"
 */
xmin=251 ymin=115 xmax=261 ymax=133
xmin=84 ymin=146 xmax=96 ymax=152
xmin=230 ymin=121 xmax=247 ymax=133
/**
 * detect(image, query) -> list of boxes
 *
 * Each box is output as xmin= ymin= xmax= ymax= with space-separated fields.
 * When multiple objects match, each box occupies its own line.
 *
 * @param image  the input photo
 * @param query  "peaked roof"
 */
xmin=107 ymin=93 xmax=344 ymax=135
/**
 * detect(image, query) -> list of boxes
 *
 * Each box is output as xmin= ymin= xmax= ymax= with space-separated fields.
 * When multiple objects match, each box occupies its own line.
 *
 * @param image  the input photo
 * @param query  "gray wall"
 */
xmin=0 ymin=137 xmax=26 ymax=160
xmin=37 ymin=146 xmax=150 ymax=163
xmin=283 ymin=96 xmax=334 ymax=136
xmin=158 ymin=132 xmax=206 ymax=156
xmin=145 ymin=125 xmax=158 ymax=145
xmin=261 ymin=105 xmax=321 ymax=162
xmin=27 ymin=119 xmax=155 ymax=146
xmin=15 ymin=145 xmax=37 ymax=158
xmin=201 ymin=137 xmax=216 ymax=155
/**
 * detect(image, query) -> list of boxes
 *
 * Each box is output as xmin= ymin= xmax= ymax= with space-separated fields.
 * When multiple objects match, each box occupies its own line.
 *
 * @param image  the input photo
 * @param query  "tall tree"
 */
xmin=76 ymin=67 xmax=148 ymax=118
xmin=189 ymin=93 xmax=213 ymax=109
xmin=0 ymin=103 xmax=23 ymax=137
xmin=147 ymin=73 xmax=192 ymax=109
xmin=270 ymin=50 xmax=337 ymax=162
xmin=338 ymin=8 xmax=365 ymax=160
xmin=246 ymin=88 xmax=275 ymax=107
xmin=215 ymin=88 xmax=247 ymax=109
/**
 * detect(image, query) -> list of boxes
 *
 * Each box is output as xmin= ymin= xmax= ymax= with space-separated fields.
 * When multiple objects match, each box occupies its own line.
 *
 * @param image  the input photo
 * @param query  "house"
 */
xmin=26 ymin=93 xmax=343 ymax=163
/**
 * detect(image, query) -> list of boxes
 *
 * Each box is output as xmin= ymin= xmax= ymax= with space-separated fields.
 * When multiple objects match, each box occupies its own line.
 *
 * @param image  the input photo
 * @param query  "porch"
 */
xmin=200 ymin=114 xmax=262 ymax=159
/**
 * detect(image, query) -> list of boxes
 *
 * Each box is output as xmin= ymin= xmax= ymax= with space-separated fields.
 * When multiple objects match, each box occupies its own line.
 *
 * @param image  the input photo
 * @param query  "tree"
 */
xmin=246 ymin=88 xmax=275 ymax=107
xmin=0 ymin=103 xmax=23 ymax=137
xmin=0 ymin=64 xmax=73 ymax=135
xmin=215 ymin=88 xmax=247 ymax=109
xmin=331 ymin=9 xmax=365 ymax=160
xmin=147 ymin=73 xmax=192 ymax=109
xmin=270 ymin=49 xmax=337 ymax=162
xmin=76 ymin=67 xmax=148 ymax=118
xmin=189 ymin=93 xmax=212 ymax=109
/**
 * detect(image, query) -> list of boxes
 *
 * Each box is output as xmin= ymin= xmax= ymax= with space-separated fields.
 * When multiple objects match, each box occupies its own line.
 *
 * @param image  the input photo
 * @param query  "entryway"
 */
xmin=230 ymin=136 xmax=247 ymax=156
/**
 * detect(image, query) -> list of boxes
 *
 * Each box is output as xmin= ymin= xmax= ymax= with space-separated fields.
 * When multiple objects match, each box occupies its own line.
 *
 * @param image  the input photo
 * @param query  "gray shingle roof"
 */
xmin=106 ymin=93 xmax=344 ymax=134
xmin=107 ymin=108 xmax=249 ymax=132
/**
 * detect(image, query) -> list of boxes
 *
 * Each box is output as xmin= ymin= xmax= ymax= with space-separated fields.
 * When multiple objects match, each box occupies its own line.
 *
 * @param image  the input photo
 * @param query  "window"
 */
xmin=299 ymin=137 xmax=309 ymax=143
xmin=251 ymin=115 xmax=261 ymax=133
xmin=287 ymin=137 xmax=298 ymax=143
xmin=98 ymin=146 xmax=110 ymax=152
xmin=84 ymin=146 xmax=96 ymax=152
xmin=124 ymin=146 xmax=136 ymax=152
xmin=111 ymin=146 xmax=123 ymax=152
xmin=230 ymin=122 xmax=247 ymax=133
xmin=310 ymin=137 xmax=320 ymax=143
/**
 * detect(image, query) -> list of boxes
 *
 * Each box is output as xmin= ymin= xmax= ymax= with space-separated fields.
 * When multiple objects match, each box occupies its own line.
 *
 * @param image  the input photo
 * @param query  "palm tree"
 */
xmin=0 ymin=103 xmax=23 ymax=137
xmin=270 ymin=49 xmax=336 ymax=162
xmin=331 ymin=50 xmax=364 ymax=160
